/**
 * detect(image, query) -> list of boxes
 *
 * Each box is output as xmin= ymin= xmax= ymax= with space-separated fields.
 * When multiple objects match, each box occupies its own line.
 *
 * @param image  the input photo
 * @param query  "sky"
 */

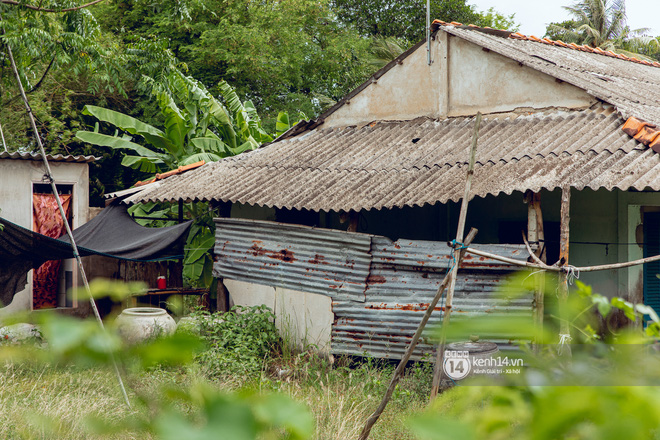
xmin=468 ymin=0 xmax=660 ymax=37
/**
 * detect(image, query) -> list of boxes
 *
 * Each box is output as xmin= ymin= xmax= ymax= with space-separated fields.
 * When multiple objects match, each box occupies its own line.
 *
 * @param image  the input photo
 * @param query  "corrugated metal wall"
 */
xmin=214 ymin=218 xmax=534 ymax=359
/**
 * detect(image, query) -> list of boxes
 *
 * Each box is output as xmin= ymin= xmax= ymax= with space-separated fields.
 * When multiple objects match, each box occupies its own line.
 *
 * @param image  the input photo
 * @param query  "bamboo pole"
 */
xmin=468 ymin=245 xmax=660 ymax=273
xmin=3 ymin=30 xmax=131 ymax=407
xmin=467 ymin=247 xmax=559 ymax=270
xmin=357 ymin=228 xmax=478 ymax=440
xmin=0 ymin=119 xmax=7 ymax=153
xmin=430 ymin=112 xmax=482 ymax=399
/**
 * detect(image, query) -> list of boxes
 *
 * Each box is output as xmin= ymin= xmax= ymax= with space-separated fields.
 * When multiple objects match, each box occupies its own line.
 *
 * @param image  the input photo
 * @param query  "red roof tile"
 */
xmin=431 ymin=20 xmax=659 ymax=68
xmin=622 ymin=117 xmax=660 ymax=153
xmin=135 ymin=161 xmax=206 ymax=187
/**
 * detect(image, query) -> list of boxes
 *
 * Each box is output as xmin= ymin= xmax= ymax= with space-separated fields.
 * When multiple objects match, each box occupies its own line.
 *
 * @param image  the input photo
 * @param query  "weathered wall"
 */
xmin=323 ymin=32 xmax=595 ymax=128
xmin=616 ymin=191 xmax=660 ymax=304
xmin=446 ymin=37 xmax=595 ymax=116
xmin=0 ymin=159 xmax=89 ymax=317
xmin=323 ymin=39 xmax=442 ymax=128
xmin=224 ymin=279 xmax=333 ymax=353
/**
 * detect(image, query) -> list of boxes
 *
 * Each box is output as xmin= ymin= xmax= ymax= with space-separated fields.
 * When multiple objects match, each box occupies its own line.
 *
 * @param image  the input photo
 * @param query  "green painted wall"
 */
xmin=230 ymin=188 xmax=660 ymax=300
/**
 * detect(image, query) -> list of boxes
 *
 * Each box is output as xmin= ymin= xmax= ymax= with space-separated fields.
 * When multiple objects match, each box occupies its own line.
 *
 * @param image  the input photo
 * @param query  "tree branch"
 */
xmin=0 ymin=0 xmax=106 ymax=13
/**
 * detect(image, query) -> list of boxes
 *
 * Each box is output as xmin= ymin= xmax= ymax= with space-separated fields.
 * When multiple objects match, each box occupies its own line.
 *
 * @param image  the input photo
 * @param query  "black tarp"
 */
xmin=0 ymin=202 xmax=192 ymax=306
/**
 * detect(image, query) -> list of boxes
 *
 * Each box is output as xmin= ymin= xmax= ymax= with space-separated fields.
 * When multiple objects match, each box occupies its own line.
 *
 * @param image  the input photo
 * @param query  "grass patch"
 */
xmin=0 ymin=306 xmax=433 ymax=439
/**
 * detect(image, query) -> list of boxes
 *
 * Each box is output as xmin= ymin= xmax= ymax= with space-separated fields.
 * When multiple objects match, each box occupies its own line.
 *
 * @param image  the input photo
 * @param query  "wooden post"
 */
xmin=558 ymin=186 xmax=572 ymax=356
xmin=216 ymin=280 xmax=230 ymax=312
xmin=525 ymin=191 xmax=546 ymax=347
xmin=430 ymin=113 xmax=481 ymax=399
xmin=347 ymin=210 xmax=359 ymax=232
xmin=212 ymin=200 xmax=232 ymax=312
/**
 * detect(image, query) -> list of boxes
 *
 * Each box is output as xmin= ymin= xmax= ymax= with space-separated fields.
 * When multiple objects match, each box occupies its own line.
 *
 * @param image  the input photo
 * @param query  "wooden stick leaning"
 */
xmin=430 ymin=112 xmax=482 ymax=399
xmin=3 ymin=28 xmax=131 ymax=408
xmin=357 ymin=228 xmax=478 ymax=440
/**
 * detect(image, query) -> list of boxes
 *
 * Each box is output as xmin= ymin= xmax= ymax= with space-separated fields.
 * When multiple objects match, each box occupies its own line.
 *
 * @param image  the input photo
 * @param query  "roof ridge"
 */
xmin=431 ymin=20 xmax=660 ymax=69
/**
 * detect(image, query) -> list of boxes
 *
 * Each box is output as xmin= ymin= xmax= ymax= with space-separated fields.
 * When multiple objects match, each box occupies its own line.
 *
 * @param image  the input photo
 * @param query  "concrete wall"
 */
xmin=323 ymin=32 xmax=595 ymax=128
xmin=0 ymin=159 xmax=89 ymax=317
xmin=446 ymin=37 xmax=594 ymax=116
xmin=224 ymin=279 xmax=333 ymax=354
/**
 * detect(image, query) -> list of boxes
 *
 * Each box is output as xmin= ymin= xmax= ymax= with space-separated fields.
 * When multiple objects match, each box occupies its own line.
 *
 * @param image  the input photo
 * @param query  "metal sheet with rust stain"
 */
xmin=331 ymin=240 xmax=534 ymax=360
xmin=213 ymin=218 xmax=533 ymax=359
xmin=213 ymin=217 xmax=372 ymax=302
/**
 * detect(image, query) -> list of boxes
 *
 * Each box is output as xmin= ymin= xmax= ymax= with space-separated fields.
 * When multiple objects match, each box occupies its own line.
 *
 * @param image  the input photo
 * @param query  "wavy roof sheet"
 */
xmin=125 ymin=107 xmax=659 ymax=211
xmin=0 ymin=151 xmax=97 ymax=163
xmin=125 ymin=24 xmax=660 ymax=211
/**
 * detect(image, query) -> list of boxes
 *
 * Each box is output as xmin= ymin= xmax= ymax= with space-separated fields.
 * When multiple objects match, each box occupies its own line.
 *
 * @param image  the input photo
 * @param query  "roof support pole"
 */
xmin=426 ymin=0 xmax=432 ymax=65
xmin=525 ymin=191 xmax=546 ymax=350
xmin=211 ymin=200 xmax=232 ymax=313
xmin=430 ymin=112 xmax=482 ymax=399
xmin=0 ymin=119 xmax=7 ymax=153
xmin=2 ymin=21 xmax=131 ymax=408
xmin=558 ymin=185 xmax=572 ymax=356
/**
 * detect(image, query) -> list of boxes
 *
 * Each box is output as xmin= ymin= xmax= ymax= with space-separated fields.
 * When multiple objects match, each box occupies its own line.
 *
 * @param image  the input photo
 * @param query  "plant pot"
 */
xmin=115 ymin=307 xmax=176 ymax=344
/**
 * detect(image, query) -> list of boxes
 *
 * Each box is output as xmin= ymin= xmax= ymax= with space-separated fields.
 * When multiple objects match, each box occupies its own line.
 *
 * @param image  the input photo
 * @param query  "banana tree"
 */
xmin=76 ymin=72 xmax=302 ymax=288
xmin=76 ymin=73 xmax=267 ymax=174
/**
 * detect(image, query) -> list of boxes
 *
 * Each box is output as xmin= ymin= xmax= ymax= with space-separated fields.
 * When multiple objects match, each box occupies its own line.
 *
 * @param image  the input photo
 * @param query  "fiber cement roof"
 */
xmin=0 ymin=151 xmax=97 ymax=163
xmin=125 ymin=107 xmax=659 ymax=211
xmin=124 ymin=25 xmax=660 ymax=211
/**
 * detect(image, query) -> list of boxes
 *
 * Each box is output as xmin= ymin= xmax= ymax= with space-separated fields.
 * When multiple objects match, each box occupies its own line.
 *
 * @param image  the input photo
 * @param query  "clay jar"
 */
xmin=115 ymin=307 xmax=176 ymax=344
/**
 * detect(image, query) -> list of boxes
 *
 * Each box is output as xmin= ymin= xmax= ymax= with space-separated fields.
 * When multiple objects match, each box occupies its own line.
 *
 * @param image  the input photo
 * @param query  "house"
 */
xmin=0 ymin=151 xmax=93 ymax=317
xmin=121 ymin=21 xmax=660 ymax=358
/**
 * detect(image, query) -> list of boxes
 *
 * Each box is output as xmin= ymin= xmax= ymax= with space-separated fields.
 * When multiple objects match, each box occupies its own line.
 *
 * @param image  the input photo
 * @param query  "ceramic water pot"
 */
xmin=115 ymin=307 xmax=176 ymax=344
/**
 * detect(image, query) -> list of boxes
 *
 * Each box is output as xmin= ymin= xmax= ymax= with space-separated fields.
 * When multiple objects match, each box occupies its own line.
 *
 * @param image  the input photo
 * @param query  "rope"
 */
xmin=557 ymin=333 xmax=572 ymax=355
xmin=564 ymin=265 xmax=580 ymax=285
xmin=447 ymin=240 xmax=468 ymax=273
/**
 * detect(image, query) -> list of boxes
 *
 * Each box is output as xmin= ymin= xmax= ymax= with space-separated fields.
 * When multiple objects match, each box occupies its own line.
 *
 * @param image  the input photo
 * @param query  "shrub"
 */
xmin=189 ymin=305 xmax=280 ymax=378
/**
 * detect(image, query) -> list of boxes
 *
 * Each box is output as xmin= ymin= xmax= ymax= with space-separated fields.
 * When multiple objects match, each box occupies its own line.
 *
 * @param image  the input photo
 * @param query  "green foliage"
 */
xmin=410 ymin=272 xmax=660 ymax=440
xmin=95 ymin=0 xmax=374 ymax=120
xmin=331 ymin=0 xmax=520 ymax=45
xmin=188 ymin=305 xmax=281 ymax=378
xmin=0 ymin=281 xmax=313 ymax=439
xmin=478 ymin=7 xmax=520 ymax=32
xmin=544 ymin=0 xmax=659 ymax=59
xmin=76 ymin=71 xmax=267 ymax=173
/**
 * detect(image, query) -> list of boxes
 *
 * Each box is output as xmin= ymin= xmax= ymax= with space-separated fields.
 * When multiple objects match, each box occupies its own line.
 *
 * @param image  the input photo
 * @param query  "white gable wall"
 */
xmin=323 ymin=32 xmax=596 ymax=128
xmin=447 ymin=37 xmax=595 ymax=116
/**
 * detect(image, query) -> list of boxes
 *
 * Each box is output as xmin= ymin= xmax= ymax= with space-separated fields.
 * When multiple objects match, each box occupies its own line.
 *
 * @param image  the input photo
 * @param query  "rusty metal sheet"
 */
xmin=213 ymin=218 xmax=372 ymax=302
xmin=331 ymin=240 xmax=533 ymax=359
xmin=213 ymin=217 xmax=533 ymax=359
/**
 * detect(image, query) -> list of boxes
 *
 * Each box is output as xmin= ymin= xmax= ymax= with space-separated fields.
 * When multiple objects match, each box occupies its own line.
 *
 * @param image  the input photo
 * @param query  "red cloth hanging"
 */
xmin=32 ymin=194 xmax=71 ymax=309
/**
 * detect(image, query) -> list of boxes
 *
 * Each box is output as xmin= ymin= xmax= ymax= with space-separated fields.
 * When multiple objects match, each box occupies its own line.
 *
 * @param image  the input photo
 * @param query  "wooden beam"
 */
xmin=526 ymin=191 xmax=546 ymax=349
xmin=558 ymin=185 xmax=572 ymax=356
xmin=212 ymin=200 xmax=233 ymax=312
xmin=347 ymin=210 xmax=359 ymax=232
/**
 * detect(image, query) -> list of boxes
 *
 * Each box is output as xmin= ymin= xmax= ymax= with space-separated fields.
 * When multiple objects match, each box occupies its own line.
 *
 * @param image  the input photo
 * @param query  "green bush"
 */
xmin=190 ymin=305 xmax=281 ymax=378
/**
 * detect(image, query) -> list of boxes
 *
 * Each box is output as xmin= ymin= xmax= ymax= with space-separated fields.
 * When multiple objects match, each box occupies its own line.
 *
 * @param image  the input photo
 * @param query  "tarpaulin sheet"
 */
xmin=0 ymin=202 xmax=192 ymax=306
